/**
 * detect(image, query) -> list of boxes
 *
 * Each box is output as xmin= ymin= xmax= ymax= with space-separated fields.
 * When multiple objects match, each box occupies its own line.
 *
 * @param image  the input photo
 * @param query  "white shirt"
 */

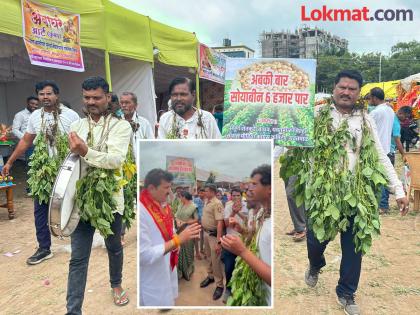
xmin=12 ymin=108 xmax=32 ymax=139
xmin=158 ymin=109 xmax=222 ymax=139
xmin=258 ymin=217 xmax=271 ymax=306
xmin=26 ymin=105 xmax=79 ymax=135
xmin=224 ymin=200 xmax=248 ymax=236
xmin=132 ymin=112 xmax=155 ymax=140
xmin=316 ymin=104 xmax=405 ymax=199
xmin=139 ymin=201 xmax=178 ymax=306
xmin=70 ymin=116 xmax=132 ymax=215
xmin=127 ymin=112 xmax=154 ymax=162
xmin=369 ymin=103 xmax=395 ymax=154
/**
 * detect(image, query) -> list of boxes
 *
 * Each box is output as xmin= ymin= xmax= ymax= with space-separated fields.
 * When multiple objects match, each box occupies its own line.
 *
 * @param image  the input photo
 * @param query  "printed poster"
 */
xmin=199 ymin=44 xmax=226 ymax=84
xmin=22 ymin=0 xmax=85 ymax=72
xmin=166 ymin=156 xmax=196 ymax=187
xmin=223 ymin=58 xmax=316 ymax=146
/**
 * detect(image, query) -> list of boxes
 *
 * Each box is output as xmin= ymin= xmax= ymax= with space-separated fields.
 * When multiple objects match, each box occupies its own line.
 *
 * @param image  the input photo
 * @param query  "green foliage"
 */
xmin=280 ymin=106 xmax=388 ymax=254
xmin=206 ymin=171 xmax=216 ymax=184
xmin=122 ymin=145 xmax=136 ymax=230
xmin=76 ymin=168 xmax=119 ymax=237
xmin=316 ymin=40 xmax=420 ymax=92
xmin=227 ymin=233 xmax=268 ymax=306
xmin=27 ymin=134 xmax=69 ymax=204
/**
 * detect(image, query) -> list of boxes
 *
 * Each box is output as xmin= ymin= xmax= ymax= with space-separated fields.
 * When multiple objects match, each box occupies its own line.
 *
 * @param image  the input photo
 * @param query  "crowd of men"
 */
xmin=139 ymin=164 xmax=272 ymax=306
xmin=3 ymin=77 xmax=135 ymax=314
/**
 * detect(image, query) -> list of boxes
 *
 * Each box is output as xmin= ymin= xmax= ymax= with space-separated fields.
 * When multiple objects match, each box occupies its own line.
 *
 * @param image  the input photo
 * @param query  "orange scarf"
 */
xmin=140 ymin=189 xmax=178 ymax=270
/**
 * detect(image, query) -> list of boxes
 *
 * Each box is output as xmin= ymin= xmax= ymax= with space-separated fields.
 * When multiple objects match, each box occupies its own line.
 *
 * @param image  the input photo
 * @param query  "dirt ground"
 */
xmin=0 ymin=160 xmax=419 ymax=314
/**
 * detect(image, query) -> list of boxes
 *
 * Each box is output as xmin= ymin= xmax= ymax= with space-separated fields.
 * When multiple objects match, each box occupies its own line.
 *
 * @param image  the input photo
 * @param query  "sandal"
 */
xmin=111 ymin=288 xmax=129 ymax=306
xmin=293 ymin=231 xmax=306 ymax=242
xmin=286 ymin=229 xmax=296 ymax=236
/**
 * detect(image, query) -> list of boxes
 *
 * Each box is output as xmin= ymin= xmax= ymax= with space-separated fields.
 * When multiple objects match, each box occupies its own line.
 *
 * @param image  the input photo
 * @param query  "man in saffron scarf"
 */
xmin=139 ymin=168 xmax=201 ymax=306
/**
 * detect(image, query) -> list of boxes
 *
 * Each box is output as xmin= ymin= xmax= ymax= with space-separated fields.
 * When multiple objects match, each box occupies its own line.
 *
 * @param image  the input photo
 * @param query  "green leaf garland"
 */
xmin=280 ymin=105 xmax=388 ymax=255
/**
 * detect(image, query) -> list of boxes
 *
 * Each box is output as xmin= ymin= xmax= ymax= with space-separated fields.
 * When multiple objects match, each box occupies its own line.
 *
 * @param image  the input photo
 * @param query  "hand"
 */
xmin=228 ymin=217 xmax=237 ymax=227
xmin=176 ymin=219 xmax=184 ymax=227
xmin=1 ymin=163 xmax=11 ymax=176
xmin=220 ymin=234 xmax=247 ymax=256
xmin=232 ymin=202 xmax=242 ymax=214
xmin=68 ymin=132 xmax=88 ymax=157
xmin=396 ymin=197 xmax=409 ymax=216
xmin=178 ymin=222 xmax=201 ymax=244
xmin=402 ymin=155 xmax=407 ymax=163
xmin=215 ymin=243 xmax=222 ymax=256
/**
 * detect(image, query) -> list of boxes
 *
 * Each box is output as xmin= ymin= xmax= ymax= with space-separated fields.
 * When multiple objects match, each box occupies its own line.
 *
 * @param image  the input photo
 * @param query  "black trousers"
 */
xmin=306 ymin=216 xmax=362 ymax=297
xmin=66 ymin=214 xmax=123 ymax=315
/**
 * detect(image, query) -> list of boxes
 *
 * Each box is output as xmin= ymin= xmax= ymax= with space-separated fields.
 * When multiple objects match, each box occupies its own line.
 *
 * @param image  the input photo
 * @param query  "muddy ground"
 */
xmin=0 ymin=160 xmax=419 ymax=314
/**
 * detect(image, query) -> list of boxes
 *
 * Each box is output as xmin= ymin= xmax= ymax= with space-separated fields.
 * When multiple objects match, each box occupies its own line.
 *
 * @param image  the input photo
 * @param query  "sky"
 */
xmin=114 ymin=0 xmax=419 ymax=55
xmin=138 ymin=140 xmax=271 ymax=180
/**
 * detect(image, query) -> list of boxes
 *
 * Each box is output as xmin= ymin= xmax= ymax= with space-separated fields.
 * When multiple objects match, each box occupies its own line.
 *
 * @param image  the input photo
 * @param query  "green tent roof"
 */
xmin=1 ymin=0 xmax=198 ymax=67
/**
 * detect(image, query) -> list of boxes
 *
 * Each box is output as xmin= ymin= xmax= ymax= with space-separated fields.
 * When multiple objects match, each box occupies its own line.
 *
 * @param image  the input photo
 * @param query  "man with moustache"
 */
xmin=120 ymin=91 xmax=154 ymax=152
xmin=139 ymin=168 xmax=201 ymax=306
xmin=221 ymin=165 xmax=272 ymax=306
xmin=301 ymin=70 xmax=409 ymax=315
xmin=12 ymin=96 xmax=39 ymax=193
xmin=65 ymin=76 xmax=132 ymax=313
xmin=199 ymin=184 xmax=225 ymax=300
xmin=2 ymin=81 xmax=79 ymax=264
xmin=158 ymin=77 xmax=221 ymax=139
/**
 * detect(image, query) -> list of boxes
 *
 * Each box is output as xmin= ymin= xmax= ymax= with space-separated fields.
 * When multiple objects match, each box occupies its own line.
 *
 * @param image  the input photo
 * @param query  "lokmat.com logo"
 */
xmin=301 ymin=5 xmax=414 ymax=22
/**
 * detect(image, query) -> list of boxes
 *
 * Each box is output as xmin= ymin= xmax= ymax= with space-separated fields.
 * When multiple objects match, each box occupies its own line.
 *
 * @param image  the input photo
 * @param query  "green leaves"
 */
xmin=227 ymin=233 xmax=268 ymax=306
xmin=76 ymin=167 xmax=119 ymax=237
xmin=280 ymin=107 xmax=389 ymax=255
xmin=28 ymin=134 xmax=69 ymax=204
xmin=122 ymin=144 xmax=136 ymax=230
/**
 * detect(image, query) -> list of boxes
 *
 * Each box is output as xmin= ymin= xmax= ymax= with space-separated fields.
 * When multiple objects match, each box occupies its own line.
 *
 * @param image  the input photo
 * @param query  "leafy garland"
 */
xmin=27 ymin=132 xmax=69 ymax=204
xmin=76 ymin=167 xmax=120 ymax=237
xmin=122 ymin=143 xmax=136 ymax=229
xmin=227 ymin=226 xmax=268 ymax=306
xmin=166 ymin=109 xmax=207 ymax=139
xmin=76 ymin=117 xmax=136 ymax=237
xmin=280 ymin=105 xmax=388 ymax=254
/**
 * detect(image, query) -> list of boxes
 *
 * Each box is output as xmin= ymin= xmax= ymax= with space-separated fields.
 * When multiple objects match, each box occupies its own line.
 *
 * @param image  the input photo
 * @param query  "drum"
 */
xmin=49 ymin=153 xmax=81 ymax=238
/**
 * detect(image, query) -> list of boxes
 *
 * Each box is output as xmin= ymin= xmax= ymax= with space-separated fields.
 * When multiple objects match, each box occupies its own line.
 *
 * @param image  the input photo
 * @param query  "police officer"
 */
xmin=199 ymin=184 xmax=225 ymax=300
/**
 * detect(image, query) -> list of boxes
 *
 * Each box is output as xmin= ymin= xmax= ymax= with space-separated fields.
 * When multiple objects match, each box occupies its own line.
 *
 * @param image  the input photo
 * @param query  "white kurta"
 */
xmin=158 ymin=109 xmax=221 ymax=139
xmin=139 ymin=201 xmax=178 ymax=306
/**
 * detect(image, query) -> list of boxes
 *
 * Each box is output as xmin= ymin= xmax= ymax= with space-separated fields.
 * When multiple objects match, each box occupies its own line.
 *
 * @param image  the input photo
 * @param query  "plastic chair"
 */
xmin=405 ymin=152 xmax=420 ymax=211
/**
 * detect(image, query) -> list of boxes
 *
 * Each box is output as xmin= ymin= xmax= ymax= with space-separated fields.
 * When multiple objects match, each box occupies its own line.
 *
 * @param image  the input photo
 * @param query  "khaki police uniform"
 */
xmin=201 ymin=196 xmax=224 ymax=287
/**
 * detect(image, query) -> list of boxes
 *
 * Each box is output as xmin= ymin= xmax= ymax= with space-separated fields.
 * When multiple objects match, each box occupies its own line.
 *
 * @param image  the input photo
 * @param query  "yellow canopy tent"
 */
xmin=361 ymin=80 xmax=400 ymax=100
xmin=0 ymin=0 xmax=199 ymax=87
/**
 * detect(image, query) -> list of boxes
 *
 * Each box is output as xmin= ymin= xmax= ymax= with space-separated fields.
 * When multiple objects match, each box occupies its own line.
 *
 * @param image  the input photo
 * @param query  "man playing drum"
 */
xmin=65 ymin=77 xmax=132 ymax=314
xmin=1 ymin=80 xmax=79 ymax=265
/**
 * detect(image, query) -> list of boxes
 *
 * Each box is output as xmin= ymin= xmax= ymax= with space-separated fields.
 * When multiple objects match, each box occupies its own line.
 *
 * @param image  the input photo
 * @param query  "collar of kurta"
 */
xmin=173 ymin=108 xmax=199 ymax=123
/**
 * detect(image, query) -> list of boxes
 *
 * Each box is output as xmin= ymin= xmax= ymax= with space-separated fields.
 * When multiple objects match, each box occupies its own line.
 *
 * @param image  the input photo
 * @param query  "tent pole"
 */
xmin=105 ymin=50 xmax=112 ymax=92
xmin=195 ymin=70 xmax=200 ymax=109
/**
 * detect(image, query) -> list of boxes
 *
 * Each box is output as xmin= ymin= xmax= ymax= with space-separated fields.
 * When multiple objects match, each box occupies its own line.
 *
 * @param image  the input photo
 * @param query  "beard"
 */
xmin=173 ymin=101 xmax=192 ymax=116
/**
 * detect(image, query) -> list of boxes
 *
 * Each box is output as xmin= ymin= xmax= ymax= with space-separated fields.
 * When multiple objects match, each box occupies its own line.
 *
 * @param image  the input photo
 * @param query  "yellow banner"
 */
xmin=22 ymin=0 xmax=84 ymax=72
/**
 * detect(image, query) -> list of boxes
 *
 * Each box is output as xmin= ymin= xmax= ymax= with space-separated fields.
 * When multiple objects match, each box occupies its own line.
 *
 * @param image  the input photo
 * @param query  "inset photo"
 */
xmin=137 ymin=140 xmax=273 ymax=308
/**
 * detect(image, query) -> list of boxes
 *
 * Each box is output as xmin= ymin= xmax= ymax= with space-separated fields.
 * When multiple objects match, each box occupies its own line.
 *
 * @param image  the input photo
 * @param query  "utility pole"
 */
xmin=379 ymin=54 xmax=382 ymax=82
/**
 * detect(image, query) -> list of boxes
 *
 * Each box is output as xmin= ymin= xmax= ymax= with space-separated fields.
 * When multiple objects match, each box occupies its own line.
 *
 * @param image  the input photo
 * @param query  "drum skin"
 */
xmin=49 ymin=153 xmax=81 ymax=238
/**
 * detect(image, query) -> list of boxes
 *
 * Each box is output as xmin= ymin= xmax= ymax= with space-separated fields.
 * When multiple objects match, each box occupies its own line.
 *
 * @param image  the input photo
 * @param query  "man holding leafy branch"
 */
xmin=281 ymin=70 xmax=409 ymax=315
xmin=65 ymin=76 xmax=132 ymax=314
xmin=220 ymin=164 xmax=272 ymax=306
xmin=2 ymin=80 xmax=79 ymax=265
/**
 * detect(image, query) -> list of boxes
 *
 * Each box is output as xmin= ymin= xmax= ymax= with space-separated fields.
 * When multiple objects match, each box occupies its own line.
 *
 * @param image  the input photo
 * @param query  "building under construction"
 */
xmin=260 ymin=27 xmax=348 ymax=58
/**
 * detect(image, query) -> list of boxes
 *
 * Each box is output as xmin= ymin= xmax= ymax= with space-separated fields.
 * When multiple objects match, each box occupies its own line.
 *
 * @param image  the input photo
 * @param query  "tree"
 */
xmin=315 ymin=41 xmax=420 ymax=93
xmin=206 ymin=171 xmax=216 ymax=184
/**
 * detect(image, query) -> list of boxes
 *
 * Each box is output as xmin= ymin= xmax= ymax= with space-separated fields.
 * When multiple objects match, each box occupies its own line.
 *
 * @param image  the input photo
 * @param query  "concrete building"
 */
xmin=213 ymin=38 xmax=255 ymax=58
xmin=260 ymin=27 xmax=348 ymax=58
